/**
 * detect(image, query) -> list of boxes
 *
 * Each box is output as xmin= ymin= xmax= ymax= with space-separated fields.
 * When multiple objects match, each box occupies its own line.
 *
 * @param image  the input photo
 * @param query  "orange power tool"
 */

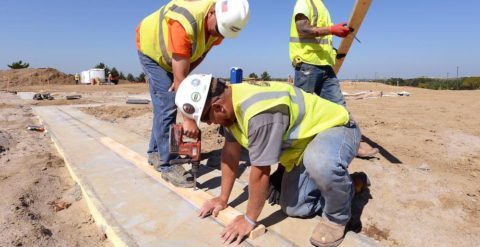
xmin=169 ymin=124 xmax=201 ymax=190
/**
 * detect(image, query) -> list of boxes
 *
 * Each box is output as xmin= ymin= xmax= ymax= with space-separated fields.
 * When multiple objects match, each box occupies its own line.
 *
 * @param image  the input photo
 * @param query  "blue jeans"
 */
xmin=280 ymin=122 xmax=361 ymax=225
xmin=294 ymin=63 xmax=346 ymax=107
xmin=138 ymin=52 xmax=176 ymax=172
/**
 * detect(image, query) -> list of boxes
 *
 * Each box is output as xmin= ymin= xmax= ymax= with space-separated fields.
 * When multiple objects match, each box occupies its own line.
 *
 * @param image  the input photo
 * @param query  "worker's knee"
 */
xmin=303 ymin=154 xmax=340 ymax=189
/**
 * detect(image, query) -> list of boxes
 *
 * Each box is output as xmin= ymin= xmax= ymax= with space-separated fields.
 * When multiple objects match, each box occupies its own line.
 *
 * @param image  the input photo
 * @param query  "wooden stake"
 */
xmin=333 ymin=0 xmax=372 ymax=75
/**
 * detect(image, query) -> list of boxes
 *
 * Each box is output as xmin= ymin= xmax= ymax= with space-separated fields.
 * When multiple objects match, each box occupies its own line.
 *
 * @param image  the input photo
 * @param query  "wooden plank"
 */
xmin=99 ymin=136 xmax=266 ymax=239
xmin=333 ymin=0 xmax=372 ymax=75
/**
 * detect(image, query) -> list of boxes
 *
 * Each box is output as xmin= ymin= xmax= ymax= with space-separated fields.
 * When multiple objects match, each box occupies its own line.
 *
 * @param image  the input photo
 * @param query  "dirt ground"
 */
xmin=0 ymin=92 xmax=111 ymax=247
xmin=1 ymin=81 xmax=479 ymax=246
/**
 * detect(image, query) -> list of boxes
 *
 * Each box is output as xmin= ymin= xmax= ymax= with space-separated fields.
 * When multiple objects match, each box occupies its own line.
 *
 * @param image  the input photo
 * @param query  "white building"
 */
xmin=80 ymin=69 xmax=105 ymax=84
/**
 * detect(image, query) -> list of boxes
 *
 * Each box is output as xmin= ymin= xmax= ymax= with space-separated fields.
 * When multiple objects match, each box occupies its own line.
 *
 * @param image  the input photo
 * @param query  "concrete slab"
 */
xmin=33 ymin=105 xmax=378 ymax=247
xmin=127 ymin=94 xmax=151 ymax=101
xmin=17 ymin=92 xmax=36 ymax=100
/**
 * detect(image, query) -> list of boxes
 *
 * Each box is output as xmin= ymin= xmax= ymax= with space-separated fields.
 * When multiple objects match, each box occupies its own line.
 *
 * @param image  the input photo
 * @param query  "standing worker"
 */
xmin=74 ymin=73 xmax=80 ymax=84
xmin=175 ymin=75 xmax=364 ymax=246
xmin=289 ymin=0 xmax=378 ymax=158
xmin=107 ymin=72 xmax=113 ymax=84
xmin=136 ymin=0 xmax=250 ymax=188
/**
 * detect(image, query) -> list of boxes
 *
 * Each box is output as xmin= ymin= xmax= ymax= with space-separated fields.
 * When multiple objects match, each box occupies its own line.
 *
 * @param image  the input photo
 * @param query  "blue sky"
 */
xmin=1 ymin=0 xmax=479 ymax=79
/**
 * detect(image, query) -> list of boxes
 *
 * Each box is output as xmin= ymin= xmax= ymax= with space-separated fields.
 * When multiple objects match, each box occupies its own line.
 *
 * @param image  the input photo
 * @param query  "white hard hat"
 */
xmin=175 ymin=74 xmax=212 ymax=125
xmin=215 ymin=0 xmax=250 ymax=39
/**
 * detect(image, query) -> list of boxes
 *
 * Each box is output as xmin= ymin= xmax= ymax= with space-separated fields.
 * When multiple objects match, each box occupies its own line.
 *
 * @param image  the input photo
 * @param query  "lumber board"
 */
xmin=333 ymin=0 xmax=372 ymax=75
xmin=99 ymin=136 xmax=266 ymax=239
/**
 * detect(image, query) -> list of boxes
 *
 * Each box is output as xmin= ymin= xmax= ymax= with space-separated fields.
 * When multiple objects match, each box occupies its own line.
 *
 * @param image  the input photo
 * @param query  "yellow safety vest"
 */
xmin=289 ymin=0 xmax=337 ymax=67
xmin=228 ymin=82 xmax=349 ymax=172
xmin=137 ymin=0 xmax=219 ymax=72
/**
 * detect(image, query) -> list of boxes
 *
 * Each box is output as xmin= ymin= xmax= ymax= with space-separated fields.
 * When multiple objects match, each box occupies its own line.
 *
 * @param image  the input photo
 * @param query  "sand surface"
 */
xmin=0 ymin=92 xmax=111 ymax=247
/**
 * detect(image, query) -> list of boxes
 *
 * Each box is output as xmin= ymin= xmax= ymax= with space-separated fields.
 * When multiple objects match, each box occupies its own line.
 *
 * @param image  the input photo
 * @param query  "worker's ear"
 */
xmin=211 ymin=103 xmax=225 ymax=113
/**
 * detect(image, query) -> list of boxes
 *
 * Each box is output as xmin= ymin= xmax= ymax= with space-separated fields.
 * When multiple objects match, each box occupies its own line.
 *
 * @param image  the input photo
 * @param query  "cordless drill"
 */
xmin=168 ymin=124 xmax=201 ymax=190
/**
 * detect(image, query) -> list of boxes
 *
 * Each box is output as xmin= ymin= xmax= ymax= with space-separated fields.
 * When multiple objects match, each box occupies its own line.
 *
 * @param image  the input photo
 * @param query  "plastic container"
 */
xmin=230 ymin=67 xmax=243 ymax=84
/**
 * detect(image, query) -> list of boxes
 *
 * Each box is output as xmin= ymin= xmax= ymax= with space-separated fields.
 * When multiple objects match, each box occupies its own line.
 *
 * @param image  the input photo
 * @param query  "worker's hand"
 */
xmin=267 ymin=166 xmax=284 ymax=205
xmin=220 ymin=215 xmax=254 ymax=246
xmin=330 ymin=22 xmax=351 ymax=38
xmin=168 ymin=81 xmax=181 ymax=92
xmin=198 ymin=197 xmax=227 ymax=218
xmin=182 ymin=118 xmax=200 ymax=139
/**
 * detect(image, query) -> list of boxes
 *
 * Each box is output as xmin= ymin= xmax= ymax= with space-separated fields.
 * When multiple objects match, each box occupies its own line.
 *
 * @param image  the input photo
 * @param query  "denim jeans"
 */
xmin=294 ymin=63 xmax=346 ymax=107
xmin=279 ymin=122 xmax=361 ymax=225
xmin=138 ymin=52 xmax=176 ymax=172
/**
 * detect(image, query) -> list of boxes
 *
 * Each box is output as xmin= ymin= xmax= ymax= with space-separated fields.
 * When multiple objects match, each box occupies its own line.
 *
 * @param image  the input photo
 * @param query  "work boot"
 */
xmin=161 ymin=165 xmax=195 ymax=188
xmin=310 ymin=218 xmax=346 ymax=247
xmin=356 ymin=142 xmax=379 ymax=158
xmin=147 ymin=152 xmax=160 ymax=167
xmin=350 ymin=172 xmax=371 ymax=193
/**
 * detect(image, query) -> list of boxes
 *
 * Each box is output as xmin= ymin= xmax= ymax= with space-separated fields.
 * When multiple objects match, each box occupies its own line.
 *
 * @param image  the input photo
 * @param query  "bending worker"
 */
xmin=136 ymin=0 xmax=250 ymax=188
xmin=176 ymin=74 xmax=361 ymax=247
xmin=289 ymin=0 xmax=378 ymax=158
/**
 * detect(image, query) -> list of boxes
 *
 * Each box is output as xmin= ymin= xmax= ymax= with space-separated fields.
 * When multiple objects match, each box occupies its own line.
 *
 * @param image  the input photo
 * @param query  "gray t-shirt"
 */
xmin=225 ymin=105 xmax=290 ymax=166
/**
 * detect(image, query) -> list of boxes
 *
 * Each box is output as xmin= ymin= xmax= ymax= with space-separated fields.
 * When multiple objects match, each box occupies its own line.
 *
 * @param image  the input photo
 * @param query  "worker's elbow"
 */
xmin=251 ymin=165 xmax=271 ymax=176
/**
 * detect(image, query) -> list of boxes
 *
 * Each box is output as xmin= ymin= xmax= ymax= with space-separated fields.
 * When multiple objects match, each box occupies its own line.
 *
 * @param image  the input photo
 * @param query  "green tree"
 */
xmin=260 ymin=71 xmax=271 ymax=81
xmin=119 ymin=72 xmax=126 ymax=80
xmin=95 ymin=62 xmax=106 ymax=69
xmin=8 ymin=60 xmax=30 ymax=69
xmin=110 ymin=67 xmax=119 ymax=77
xmin=127 ymin=73 xmax=135 ymax=82
xmin=248 ymin=72 xmax=258 ymax=79
xmin=94 ymin=62 xmax=110 ymax=76
xmin=137 ymin=72 xmax=146 ymax=82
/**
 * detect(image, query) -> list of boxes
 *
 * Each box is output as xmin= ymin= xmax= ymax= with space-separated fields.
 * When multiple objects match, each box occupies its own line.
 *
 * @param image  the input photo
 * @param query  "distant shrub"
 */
xmin=8 ymin=60 xmax=30 ymax=69
xmin=461 ymin=77 xmax=480 ymax=90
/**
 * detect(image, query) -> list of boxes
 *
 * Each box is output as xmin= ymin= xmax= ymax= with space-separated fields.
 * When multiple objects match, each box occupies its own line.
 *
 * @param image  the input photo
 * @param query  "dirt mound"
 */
xmin=0 ymin=68 xmax=74 ymax=88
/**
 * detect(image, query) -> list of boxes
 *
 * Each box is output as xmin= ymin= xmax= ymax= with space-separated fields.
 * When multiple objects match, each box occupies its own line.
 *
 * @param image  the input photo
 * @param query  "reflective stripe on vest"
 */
xmin=238 ymin=87 xmax=305 ymax=139
xmin=158 ymin=7 xmax=171 ymax=66
xmin=158 ymin=4 xmax=199 ymax=67
xmin=309 ymin=0 xmax=318 ymax=25
xmin=289 ymin=37 xmax=332 ymax=45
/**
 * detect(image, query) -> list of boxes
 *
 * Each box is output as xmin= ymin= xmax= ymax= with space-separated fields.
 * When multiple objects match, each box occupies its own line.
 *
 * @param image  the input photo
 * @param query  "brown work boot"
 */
xmin=351 ymin=172 xmax=371 ymax=193
xmin=161 ymin=165 xmax=195 ymax=188
xmin=310 ymin=218 xmax=346 ymax=247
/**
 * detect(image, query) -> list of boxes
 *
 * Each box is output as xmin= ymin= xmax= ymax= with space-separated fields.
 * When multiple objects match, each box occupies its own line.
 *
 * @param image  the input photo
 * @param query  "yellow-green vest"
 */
xmin=137 ymin=0 xmax=219 ymax=72
xmin=228 ymin=82 xmax=349 ymax=172
xmin=289 ymin=0 xmax=337 ymax=67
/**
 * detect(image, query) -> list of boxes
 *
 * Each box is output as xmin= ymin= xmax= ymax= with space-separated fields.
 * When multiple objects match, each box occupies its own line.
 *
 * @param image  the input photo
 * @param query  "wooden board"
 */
xmin=333 ymin=0 xmax=372 ymax=75
xmin=99 ymin=136 xmax=266 ymax=239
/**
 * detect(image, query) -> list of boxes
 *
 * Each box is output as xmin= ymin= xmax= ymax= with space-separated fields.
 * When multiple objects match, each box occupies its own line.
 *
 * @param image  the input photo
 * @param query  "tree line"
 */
xmin=247 ymin=71 xmax=289 ymax=82
xmin=376 ymin=77 xmax=480 ymax=90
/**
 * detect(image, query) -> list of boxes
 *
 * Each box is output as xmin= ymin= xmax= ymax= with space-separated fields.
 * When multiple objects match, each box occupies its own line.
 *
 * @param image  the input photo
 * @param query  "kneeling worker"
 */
xmin=175 ymin=74 xmax=361 ymax=246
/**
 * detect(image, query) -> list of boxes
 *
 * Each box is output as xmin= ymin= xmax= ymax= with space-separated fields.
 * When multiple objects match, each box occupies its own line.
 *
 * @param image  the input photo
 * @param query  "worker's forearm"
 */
xmin=295 ymin=15 xmax=332 ymax=38
xmin=246 ymin=166 xmax=270 ymax=221
xmin=172 ymin=54 xmax=190 ymax=91
xmin=219 ymin=142 xmax=241 ymax=202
